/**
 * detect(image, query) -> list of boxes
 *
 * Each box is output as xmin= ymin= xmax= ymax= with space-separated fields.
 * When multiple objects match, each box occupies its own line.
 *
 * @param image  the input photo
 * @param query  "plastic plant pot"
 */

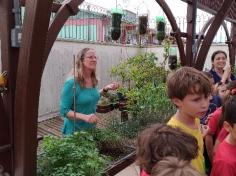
xmin=138 ymin=15 xmax=148 ymax=35
xmin=156 ymin=16 xmax=166 ymax=41
xmin=111 ymin=8 xmax=123 ymax=40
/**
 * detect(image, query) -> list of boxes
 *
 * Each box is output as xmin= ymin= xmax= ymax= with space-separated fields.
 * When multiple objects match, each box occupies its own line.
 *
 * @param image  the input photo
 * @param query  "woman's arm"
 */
xmin=221 ymin=64 xmax=231 ymax=84
xmin=67 ymin=111 xmax=98 ymax=124
xmin=100 ymin=82 xmax=119 ymax=96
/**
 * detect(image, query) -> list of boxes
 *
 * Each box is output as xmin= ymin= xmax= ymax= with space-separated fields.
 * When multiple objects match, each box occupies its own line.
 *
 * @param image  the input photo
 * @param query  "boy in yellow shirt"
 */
xmin=167 ymin=67 xmax=212 ymax=174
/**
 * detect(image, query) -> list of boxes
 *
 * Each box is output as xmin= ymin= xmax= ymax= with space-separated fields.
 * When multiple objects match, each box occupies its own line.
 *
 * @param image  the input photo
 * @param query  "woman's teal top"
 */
xmin=60 ymin=78 xmax=100 ymax=135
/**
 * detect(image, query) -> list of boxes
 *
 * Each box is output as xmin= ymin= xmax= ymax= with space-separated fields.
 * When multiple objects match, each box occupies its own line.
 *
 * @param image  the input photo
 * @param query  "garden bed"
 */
xmin=37 ymin=113 xmax=137 ymax=176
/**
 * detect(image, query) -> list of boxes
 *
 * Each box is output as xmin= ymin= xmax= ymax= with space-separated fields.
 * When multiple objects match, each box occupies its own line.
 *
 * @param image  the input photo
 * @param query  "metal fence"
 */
xmin=165 ymin=14 xmax=232 ymax=44
xmin=56 ymin=2 xmax=232 ymax=45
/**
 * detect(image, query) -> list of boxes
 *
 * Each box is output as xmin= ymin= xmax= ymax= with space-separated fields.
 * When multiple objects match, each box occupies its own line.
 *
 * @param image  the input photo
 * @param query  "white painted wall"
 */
xmin=38 ymin=40 xmax=140 ymax=118
xmin=0 ymin=40 xmax=233 ymax=119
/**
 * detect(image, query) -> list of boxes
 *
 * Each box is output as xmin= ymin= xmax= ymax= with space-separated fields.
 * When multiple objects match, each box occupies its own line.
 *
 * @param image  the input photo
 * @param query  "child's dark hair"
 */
xmin=167 ymin=67 xmax=212 ymax=100
xmin=136 ymin=123 xmax=198 ymax=174
xmin=211 ymin=50 xmax=227 ymax=62
xmin=222 ymin=94 xmax=236 ymax=127
xmin=226 ymin=80 xmax=236 ymax=91
xmin=218 ymin=80 xmax=236 ymax=130
xmin=202 ymin=71 xmax=213 ymax=79
xmin=151 ymin=156 xmax=203 ymax=176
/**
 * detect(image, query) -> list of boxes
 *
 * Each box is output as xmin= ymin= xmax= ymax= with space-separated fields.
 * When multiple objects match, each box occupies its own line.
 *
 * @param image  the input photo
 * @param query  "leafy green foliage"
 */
xmin=111 ymin=53 xmax=165 ymax=88
xmin=90 ymin=128 xmax=122 ymax=145
xmin=37 ymin=131 xmax=107 ymax=176
xmin=89 ymin=128 xmax=127 ymax=158
xmin=108 ymin=52 xmax=176 ymax=138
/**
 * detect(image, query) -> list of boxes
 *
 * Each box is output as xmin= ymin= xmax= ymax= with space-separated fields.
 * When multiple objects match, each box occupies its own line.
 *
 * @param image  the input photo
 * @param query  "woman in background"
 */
xmin=60 ymin=48 xmax=119 ymax=135
xmin=209 ymin=50 xmax=235 ymax=84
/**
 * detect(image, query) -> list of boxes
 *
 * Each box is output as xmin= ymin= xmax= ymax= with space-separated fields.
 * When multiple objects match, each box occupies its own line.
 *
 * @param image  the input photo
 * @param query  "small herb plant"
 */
xmin=37 ymin=131 xmax=107 ymax=176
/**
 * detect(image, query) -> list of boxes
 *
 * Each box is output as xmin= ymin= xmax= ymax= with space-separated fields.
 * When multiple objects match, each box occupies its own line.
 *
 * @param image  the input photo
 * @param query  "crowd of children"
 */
xmin=136 ymin=52 xmax=236 ymax=176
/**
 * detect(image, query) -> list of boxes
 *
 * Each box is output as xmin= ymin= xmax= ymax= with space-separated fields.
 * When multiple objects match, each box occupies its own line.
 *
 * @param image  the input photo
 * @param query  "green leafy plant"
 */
xmin=37 ymin=131 xmax=107 ymax=176
xmin=89 ymin=128 xmax=127 ymax=158
xmin=108 ymin=52 xmax=176 ymax=138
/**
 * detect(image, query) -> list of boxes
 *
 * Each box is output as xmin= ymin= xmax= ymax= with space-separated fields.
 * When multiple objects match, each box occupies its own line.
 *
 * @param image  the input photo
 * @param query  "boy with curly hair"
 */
xmin=167 ymin=67 xmax=212 ymax=174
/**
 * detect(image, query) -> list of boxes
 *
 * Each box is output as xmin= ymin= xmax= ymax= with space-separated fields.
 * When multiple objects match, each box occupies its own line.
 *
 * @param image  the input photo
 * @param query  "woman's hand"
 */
xmin=86 ymin=114 xmax=98 ymax=124
xmin=221 ymin=64 xmax=231 ymax=84
xmin=103 ymin=82 xmax=119 ymax=91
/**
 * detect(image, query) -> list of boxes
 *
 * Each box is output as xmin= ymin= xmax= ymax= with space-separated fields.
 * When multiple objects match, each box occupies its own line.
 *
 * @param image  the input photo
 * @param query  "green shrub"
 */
xmin=37 ymin=131 xmax=107 ymax=176
xmin=108 ymin=52 xmax=176 ymax=138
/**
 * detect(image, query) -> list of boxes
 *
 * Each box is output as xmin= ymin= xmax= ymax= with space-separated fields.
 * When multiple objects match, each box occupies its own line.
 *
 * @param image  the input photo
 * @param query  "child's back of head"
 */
xmin=151 ymin=156 xmax=204 ymax=176
xmin=223 ymin=94 xmax=236 ymax=126
xmin=136 ymin=123 xmax=198 ymax=174
xmin=167 ymin=67 xmax=212 ymax=100
xmin=226 ymin=80 xmax=236 ymax=95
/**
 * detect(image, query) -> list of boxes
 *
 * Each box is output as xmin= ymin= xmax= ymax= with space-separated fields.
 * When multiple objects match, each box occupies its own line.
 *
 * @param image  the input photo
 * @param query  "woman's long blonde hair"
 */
xmin=76 ymin=48 xmax=98 ymax=88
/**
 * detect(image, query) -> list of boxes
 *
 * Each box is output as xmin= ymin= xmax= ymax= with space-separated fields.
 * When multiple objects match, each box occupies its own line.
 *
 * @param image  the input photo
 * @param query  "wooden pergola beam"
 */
xmin=0 ymin=0 xmax=18 ymax=174
xmin=20 ymin=0 xmax=62 ymax=13
xmin=42 ymin=0 xmax=82 ymax=70
xmin=229 ymin=23 xmax=236 ymax=66
xmin=195 ymin=0 xmax=234 ymax=70
xmin=185 ymin=0 xmax=197 ymax=66
xmin=13 ymin=0 xmax=54 ymax=175
xmin=0 ymin=0 xmax=84 ymax=175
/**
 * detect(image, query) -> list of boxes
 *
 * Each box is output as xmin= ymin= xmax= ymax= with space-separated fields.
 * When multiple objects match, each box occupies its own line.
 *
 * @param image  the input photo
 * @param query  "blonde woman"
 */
xmin=60 ymin=48 xmax=119 ymax=135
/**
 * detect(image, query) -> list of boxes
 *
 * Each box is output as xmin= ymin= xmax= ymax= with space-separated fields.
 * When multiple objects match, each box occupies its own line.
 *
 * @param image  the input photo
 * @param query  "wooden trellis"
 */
xmin=0 ymin=0 xmax=236 ymax=175
xmin=155 ymin=0 xmax=236 ymax=70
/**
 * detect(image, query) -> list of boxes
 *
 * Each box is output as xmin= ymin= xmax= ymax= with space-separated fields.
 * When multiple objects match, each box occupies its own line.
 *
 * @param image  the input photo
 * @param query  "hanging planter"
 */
xmin=156 ymin=16 xmax=166 ymax=42
xmin=138 ymin=15 xmax=148 ymax=35
xmin=111 ymin=8 xmax=123 ymax=41
xmin=168 ymin=47 xmax=177 ymax=70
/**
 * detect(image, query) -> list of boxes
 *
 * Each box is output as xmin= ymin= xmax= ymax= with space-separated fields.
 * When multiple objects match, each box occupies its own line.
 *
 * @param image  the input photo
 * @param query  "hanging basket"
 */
xmin=138 ymin=15 xmax=148 ymax=35
xmin=111 ymin=9 xmax=123 ymax=41
xmin=111 ymin=28 xmax=121 ymax=41
xmin=156 ymin=16 xmax=166 ymax=41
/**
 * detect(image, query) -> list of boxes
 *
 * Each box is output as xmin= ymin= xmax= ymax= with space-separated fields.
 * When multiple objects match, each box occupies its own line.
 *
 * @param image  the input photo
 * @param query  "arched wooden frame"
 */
xmin=1 ymin=0 xmax=236 ymax=175
xmin=155 ymin=0 xmax=236 ymax=70
xmin=193 ymin=17 xmax=231 ymax=64
xmin=195 ymin=0 xmax=234 ymax=70
xmin=0 ymin=0 xmax=84 ymax=175
xmin=155 ymin=0 xmax=187 ymax=66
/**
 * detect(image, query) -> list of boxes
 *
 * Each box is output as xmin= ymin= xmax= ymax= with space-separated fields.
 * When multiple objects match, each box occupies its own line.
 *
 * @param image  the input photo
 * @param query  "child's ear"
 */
xmin=223 ymin=121 xmax=232 ymax=132
xmin=172 ymin=97 xmax=182 ymax=107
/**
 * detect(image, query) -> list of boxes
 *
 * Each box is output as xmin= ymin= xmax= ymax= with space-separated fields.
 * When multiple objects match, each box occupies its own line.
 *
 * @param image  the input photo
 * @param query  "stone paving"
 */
xmin=115 ymin=163 xmax=140 ymax=176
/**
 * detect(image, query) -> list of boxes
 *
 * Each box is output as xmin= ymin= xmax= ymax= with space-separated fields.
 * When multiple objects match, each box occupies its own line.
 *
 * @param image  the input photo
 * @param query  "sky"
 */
xmin=84 ymin=0 xmax=192 ymax=18
xmin=82 ymin=0 xmax=228 ymax=43
xmin=84 ymin=0 xmax=211 ymax=28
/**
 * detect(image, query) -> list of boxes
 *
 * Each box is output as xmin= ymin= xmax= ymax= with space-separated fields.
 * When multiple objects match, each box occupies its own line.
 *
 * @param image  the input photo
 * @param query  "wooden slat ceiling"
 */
xmin=181 ymin=0 xmax=236 ymax=23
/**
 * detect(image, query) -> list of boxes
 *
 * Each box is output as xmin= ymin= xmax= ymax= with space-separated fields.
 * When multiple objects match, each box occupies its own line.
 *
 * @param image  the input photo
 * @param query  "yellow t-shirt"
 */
xmin=167 ymin=117 xmax=205 ymax=174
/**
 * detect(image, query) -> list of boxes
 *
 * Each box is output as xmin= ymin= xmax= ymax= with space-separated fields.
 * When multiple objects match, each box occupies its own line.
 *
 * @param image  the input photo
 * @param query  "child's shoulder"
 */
xmin=167 ymin=116 xmax=200 ymax=133
xmin=167 ymin=116 xmax=200 ymax=125
xmin=167 ymin=116 xmax=187 ymax=129
xmin=215 ymin=141 xmax=236 ymax=161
